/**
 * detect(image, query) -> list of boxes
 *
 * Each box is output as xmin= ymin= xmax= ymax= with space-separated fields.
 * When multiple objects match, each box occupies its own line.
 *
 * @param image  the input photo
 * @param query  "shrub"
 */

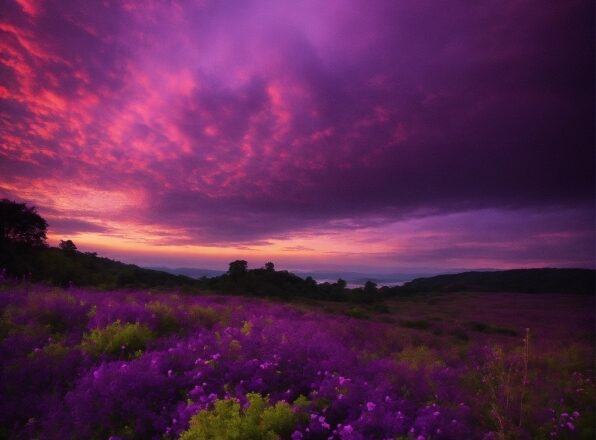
xmin=81 ymin=320 xmax=154 ymax=358
xmin=39 ymin=341 xmax=69 ymax=358
xmin=240 ymin=320 xmax=253 ymax=335
xmin=179 ymin=393 xmax=298 ymax=440
xmin=187 ymin=305 xmax=221 ymax=329
xmin=396 ymin=345 xmax=445 ymax=370
xmin=146 ymin=301 xmax=181 ymax=334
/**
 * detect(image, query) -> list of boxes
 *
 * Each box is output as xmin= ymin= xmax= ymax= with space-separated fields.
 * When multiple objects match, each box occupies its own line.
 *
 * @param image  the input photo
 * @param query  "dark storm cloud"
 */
xmin=0 ymin=0 xmax=593 ymax=268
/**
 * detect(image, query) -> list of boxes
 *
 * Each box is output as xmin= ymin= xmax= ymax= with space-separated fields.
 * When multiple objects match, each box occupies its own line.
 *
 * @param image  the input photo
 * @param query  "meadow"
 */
xmin=0 ymin=283 xmax=593 ymax=439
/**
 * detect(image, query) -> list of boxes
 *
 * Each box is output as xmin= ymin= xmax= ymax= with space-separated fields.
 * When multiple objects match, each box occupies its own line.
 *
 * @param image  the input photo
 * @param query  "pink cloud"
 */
xmin=0 ymin=0 xmax=593 ymax=271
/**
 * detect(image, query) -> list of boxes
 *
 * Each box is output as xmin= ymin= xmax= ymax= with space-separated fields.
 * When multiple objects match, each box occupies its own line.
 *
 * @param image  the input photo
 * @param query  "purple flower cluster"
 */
xmin=0 ymin=285 xmax=593 ymax=439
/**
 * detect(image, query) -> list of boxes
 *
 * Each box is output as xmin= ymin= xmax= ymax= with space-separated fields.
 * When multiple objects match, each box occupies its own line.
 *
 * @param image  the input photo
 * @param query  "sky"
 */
xmin=0 ymin=0 xmax=594 ymax=273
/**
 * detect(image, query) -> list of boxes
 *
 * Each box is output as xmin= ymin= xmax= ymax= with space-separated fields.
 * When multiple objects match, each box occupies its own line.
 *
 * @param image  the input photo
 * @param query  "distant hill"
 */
xmin=147 ymin=268 xmax=440 ymax=286
xmin=5 ymin=199 xmax=592 ymax=297
xmin=3 ymin=242 xmax=593 ymax=297
xmin=401 ymin=268 xmax=595 ymax=294
xmin=294 ymin=270 xmax=441 ymax=286
xmin=1 ymin=245 xmax=201 ymax=289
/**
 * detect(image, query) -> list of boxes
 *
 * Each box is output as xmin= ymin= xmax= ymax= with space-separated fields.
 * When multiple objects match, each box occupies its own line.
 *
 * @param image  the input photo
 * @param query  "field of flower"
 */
xmin=0 ymin=283 xmax=593 ymax=439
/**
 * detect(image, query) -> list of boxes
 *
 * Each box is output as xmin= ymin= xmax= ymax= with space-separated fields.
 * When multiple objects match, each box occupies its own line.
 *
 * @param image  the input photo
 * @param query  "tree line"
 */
xmin=0 ymin=199 xmax=390 ymax=302
xmin=3 ymin=199 xmax=591 ymax=296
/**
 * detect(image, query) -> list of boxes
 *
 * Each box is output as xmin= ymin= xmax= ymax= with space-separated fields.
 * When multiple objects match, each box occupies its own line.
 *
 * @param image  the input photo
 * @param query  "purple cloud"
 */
xmin=0 ymin=0 xmax=593 ymax=269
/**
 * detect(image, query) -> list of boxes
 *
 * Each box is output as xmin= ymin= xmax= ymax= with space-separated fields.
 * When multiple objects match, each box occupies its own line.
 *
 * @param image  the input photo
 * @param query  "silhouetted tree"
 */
xmin=59 ymin=239 xmax=78 ymax=253
xmin=265 ymin=261 xmax=275 ymax=272
xmin=305 ymin=276 xmax=317 ymax=287
xmin=364 ymin=280 xmax=378 ymax=295
xmin=228 ymin=260 xmax=248 ymax=278
xmin=0 ymin=199 xmax=48 ymax=247
xmin=336 ymin=278 xmax=347 ymax=289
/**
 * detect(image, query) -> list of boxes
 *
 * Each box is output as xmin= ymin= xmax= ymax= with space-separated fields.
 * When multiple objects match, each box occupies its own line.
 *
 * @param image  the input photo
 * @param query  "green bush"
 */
xmin=81 ymin=320 xmax=154 ymax=357
xmin=188 ymin=305 xmax=222 ymax=329
xmin=146 ymin=301 xmax=181 ymax=334
xmin=396 ymin=345 xmax=445 ymax=370
xmin=179 ymin=393 xmax=298 ymax=440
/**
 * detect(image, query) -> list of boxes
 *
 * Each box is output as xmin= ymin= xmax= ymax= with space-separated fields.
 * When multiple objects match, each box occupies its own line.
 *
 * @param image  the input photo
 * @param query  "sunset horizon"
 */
xmin=1 ymin=1 xmax=594 ymax=436
xmin=1 ymin=0 xmax=594 ymax=274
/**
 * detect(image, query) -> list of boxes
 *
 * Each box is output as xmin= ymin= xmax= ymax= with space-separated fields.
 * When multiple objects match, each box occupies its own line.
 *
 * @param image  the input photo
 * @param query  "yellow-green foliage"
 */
xmin=240 ymin=320 xmax=253 ymax=336
xmin=179 ymin=393 xmax=297 ymax=440
xmin=81 ymin=320 xmax=154 ymax=357
xmin=87 ymin=305 xmax=97 ymax=319
xmin=1 ymin=306 xmax=47 ymax=340
xmin=146 ymin=301 xmax=180 ymax=334
xmin=27 ymin=340 xmax=69 ymax=359
xmin=292 ymin=394 xmax=310 ymax=424
xmin=42 ymin=341 xmax=69 ymax=357
xmin=396 ymin=345 xmax=445 ymax=370
xmin=188 ymin=305 xmax=221 ymax=329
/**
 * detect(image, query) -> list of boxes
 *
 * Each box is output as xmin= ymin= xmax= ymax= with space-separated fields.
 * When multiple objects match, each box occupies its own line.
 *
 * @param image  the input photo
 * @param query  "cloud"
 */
xmin=0 ymin=0 xmax=593 ymax=268
xmin=47 ymin=217 xmax=110 ymax=234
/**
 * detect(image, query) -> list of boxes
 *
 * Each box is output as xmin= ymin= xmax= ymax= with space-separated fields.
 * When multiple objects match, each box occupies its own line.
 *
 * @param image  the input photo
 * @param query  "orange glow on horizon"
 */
xmin=45 ymin=223 xmax=399 ymax=269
